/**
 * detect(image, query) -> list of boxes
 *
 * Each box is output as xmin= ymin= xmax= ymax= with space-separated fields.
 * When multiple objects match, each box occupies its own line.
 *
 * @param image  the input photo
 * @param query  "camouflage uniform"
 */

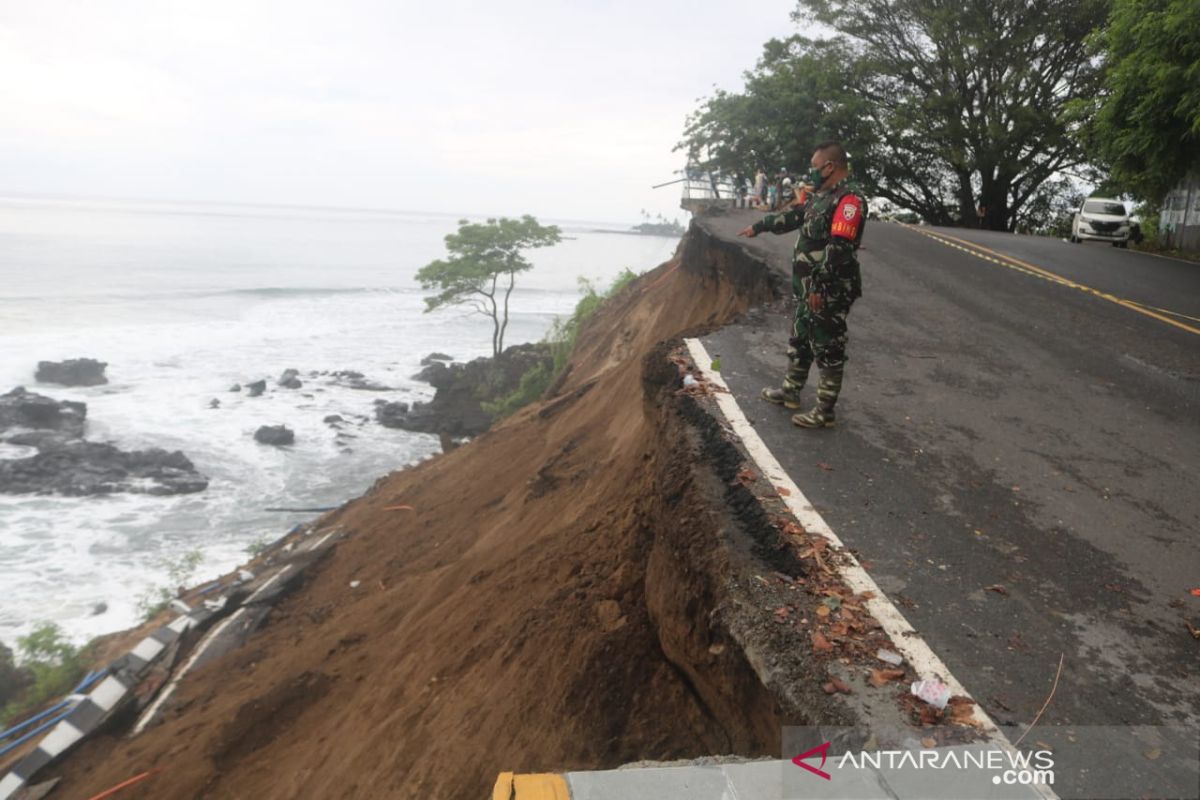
xmin=752 ymin=181 xmax=866 ymax=426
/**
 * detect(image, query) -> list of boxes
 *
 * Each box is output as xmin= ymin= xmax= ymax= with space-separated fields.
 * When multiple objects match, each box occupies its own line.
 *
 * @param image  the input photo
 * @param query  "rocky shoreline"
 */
xmin=0 ymin=387 xmax=209 ymax=496
xmin=375 ymin=343 xmax=553 ymax=437
xmin=0 ymin=346 xmax=552 ymax=497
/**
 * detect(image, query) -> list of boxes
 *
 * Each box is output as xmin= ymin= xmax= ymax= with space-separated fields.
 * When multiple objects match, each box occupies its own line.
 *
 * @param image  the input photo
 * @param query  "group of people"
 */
xmin=748 ymin=167 xmax=800 ymax=212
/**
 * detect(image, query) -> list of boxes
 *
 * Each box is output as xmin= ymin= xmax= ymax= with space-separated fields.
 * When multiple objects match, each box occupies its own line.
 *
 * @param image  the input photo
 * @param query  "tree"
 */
xmin=417 ymin=216 xmax=561 ymax=358
xmin=1082 ymin=0 xmax=1200 ymax=203
xmin=678 ymin=37 xmax=867 ymax=187
xmin=679 ymin=1 xmax=1108 ymax=230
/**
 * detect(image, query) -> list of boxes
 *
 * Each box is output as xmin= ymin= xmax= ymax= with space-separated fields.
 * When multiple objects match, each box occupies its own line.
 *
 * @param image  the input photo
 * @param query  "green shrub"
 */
xmin=484 ymin=269 xmax=643 ymax=418
xmin=136 ymin=548 xmax=205 ymax=621
xmin=0 ymin=623 xmax=84 ymax=727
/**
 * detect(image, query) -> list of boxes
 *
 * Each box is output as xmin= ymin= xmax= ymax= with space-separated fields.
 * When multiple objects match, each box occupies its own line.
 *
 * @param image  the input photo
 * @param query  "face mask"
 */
xmin=807 ymin=161 xmax=831 ymax=188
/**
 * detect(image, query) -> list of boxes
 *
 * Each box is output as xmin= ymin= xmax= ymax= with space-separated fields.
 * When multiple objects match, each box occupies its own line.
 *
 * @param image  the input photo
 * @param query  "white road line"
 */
xmin=683 ymin=337 xmax=1056 ymax=799
xmin=132 ymin=566 xmax=292 ymax=736
xmin=247 ymin=565 xmax=293 ymax=603
xmin=131 ymin=607 xmax=247 ymax=736
xmin=307 ymin=531 xmax=334 ymax=551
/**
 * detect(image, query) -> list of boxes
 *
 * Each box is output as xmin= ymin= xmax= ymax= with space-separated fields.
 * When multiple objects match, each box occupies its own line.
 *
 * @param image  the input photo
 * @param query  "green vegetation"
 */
xmin=417 ymin=216 xmax=562 ymax=358
xmin=633 ymin=210 xmax=685 ymax=236
xmin=1 ymin=623 xmax=86 ymax=727
xmin=679 ymin=0 xmax=1109 ymax=231
xmin=244 ymin=536 xmax=271 ymax=558
xmin=1082 ymin=0 xmax=1200 ymax=204
xmin=136 ymin=548 xmax=204 ymax=621
xmin=483 ymin=269 xmax=641 ymax=418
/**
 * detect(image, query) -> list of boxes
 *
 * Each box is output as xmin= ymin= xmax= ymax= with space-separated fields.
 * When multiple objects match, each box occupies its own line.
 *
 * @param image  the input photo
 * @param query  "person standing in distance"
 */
xmin=738 ymin=141 xmax=866 ymax=428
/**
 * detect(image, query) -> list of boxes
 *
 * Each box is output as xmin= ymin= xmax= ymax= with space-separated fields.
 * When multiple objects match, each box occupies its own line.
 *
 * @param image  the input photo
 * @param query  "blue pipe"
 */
xmin=0 ymin=668 xmax=108 ymax=742
xmin=0 ymin=700 xmax=70 ymax=742
xmin=73 ymin=668 xmax=107 ymax=693
xmin=0 ymin=707 xmax=73 ymax=757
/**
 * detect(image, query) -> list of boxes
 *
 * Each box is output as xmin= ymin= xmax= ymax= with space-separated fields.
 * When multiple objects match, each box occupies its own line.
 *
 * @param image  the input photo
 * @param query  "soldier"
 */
xmin=738 ymin=141 xmax=866 ymax=428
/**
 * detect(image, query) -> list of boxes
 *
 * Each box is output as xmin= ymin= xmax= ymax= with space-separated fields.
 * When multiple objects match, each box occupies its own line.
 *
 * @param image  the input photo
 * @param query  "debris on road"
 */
xmin=911 ymin=679 xmax=951 ymax=710
xmin=876 ymin=648 xmax=904 ymax=666
xmin=822 ymin=677 xmax=852 ymax=695
xmin=869 ymin=668 xmax=906 ymax=687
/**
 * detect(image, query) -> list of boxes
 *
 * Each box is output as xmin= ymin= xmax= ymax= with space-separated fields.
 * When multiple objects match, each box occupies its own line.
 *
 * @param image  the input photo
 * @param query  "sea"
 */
xmin=0 ymin=196 xmax=681 ymax=649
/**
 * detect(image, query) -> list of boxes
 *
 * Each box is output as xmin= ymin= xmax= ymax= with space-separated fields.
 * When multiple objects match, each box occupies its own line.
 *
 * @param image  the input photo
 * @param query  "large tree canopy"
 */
xmin=680 ymin=0 xmax=1109 ymax=231
xmin=1083 ymin=0 xmax=1200 ymax=203
xmin=417 ymin=216 xmax=561 ymax=358
xmin=678 ymin=36 xmax=868 ymax=189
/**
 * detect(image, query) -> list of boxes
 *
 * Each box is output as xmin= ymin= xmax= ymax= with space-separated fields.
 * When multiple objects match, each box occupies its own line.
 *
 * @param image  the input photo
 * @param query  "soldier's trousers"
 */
xmin=782 ymin=281 xmax=854 ymax=393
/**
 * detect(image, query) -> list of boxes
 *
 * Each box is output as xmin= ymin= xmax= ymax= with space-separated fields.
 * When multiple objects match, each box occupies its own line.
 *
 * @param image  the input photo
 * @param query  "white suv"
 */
xmin=1071 ymin=198 xmax=1131 ymax=247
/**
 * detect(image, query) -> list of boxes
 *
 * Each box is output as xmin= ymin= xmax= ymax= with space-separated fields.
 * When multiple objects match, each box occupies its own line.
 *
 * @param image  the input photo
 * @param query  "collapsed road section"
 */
xmin=5 ymin=215 xmax=1132 ymax=799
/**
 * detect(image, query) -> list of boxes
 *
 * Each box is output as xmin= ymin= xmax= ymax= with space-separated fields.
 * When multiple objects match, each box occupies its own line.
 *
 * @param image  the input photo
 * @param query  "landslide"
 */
xmin=54 ymin=223 xmax=781 ymax=799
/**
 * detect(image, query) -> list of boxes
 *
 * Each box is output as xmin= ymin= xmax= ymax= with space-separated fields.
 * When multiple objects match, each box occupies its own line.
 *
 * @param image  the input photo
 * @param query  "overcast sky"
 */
xmin=0 ymin=0 xmax=799 ymax=224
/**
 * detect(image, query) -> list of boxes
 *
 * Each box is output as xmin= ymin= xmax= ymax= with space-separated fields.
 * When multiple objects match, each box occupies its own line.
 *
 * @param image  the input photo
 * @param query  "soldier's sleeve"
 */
xmin=812 ymin=193 xmax=864 ymax=290
xmin=752 ymin=207 xmax=803 ymax=235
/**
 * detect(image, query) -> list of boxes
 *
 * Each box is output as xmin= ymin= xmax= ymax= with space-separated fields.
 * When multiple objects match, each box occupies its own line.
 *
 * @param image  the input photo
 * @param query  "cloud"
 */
xmin=0 ymin=0 xmax=796 ymax=221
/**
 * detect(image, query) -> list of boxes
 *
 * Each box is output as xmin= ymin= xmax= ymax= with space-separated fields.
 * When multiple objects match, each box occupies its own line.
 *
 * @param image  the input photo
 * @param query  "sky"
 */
xmin=0 ymin=0 xmax=800 ymax=225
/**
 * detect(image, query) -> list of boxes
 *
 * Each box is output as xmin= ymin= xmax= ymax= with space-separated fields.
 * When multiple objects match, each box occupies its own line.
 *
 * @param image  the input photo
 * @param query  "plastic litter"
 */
xmin=911 ymin=679 xmax=951 ymax=710
xmin=877 ymin=648 xmax=904 ymax=666
xmin=349 ymin=580 xmax=361 ymax=589
xmin=682 ymin=374 xmax=698 ymax=387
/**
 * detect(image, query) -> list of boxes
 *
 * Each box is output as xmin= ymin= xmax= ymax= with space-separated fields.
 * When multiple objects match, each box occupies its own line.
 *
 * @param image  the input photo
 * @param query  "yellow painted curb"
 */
xmin=493 ymin=772 xmax=515 ymax=800
xmin=493 ymin=772 xmax=571 ymax=799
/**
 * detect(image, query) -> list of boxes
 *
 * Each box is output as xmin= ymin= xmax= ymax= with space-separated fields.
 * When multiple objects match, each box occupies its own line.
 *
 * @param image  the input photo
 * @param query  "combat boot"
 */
xmin=760 ymin=385 xmax=803 ymax=408
xmin=792 ymin=367 xmax=843 ymax=428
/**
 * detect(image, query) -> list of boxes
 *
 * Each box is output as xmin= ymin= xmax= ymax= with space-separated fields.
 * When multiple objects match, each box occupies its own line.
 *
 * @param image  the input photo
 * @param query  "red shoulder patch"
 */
xmin=830 ymin=195 xmax=862 ymax=240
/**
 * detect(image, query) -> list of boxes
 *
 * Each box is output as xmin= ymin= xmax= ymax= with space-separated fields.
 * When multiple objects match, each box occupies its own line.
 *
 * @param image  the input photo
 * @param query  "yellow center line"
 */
xmin=905 ymin=226 xmax=1200 ymax=336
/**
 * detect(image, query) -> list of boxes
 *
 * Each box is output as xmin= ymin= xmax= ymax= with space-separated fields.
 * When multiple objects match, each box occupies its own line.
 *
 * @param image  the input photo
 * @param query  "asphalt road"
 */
xmin=696 ymin=211 xmax=1199 ymax=736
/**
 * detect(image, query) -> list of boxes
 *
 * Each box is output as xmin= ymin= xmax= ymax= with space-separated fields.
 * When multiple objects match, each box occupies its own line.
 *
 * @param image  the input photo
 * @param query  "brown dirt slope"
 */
xmin=52 ymin=224 xmax=779 ymax=799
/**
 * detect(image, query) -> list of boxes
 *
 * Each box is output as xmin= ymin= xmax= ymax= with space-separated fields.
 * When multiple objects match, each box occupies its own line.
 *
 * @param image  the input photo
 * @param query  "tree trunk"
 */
xmin=498 ymin=270 xmax=515 ymax=357
xmin=489 ymin=275 xmax=500 ymax=358
xmin=978 ymin=175 xmax=1011 ymax=231
xmin=955 ymin=168 xmax=977 ymax=228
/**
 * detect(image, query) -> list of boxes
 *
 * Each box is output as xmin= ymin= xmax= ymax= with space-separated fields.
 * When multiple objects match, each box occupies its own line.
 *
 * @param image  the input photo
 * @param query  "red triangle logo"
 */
xmin=791 ymin=740 xmax=832 ymax=780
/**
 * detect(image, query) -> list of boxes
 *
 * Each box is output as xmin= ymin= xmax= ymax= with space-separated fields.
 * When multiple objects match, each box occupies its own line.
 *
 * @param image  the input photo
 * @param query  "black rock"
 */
xmin=278 ymin=369 xmax=303 ymax=389
xmin=324 ymin=370 xmax=393 ymax=391
xmin=1 ymin=387 xmax=208 ymax=496
xmin=323 ymin=415 xmax=345 ymax=425
xmin=0 ymin=441 xmax=209 ymax=496
xmin=91 ymin=602 xmax=108 ymax=616
xmin=373 ymin=400 xmax=411 ymax=428
xmin=389 ymin=343 xmax=553 ymax=437
xmin=246 ymin=380 xmax=267 ymax=397
xmin=0 ymin=387 xmax=87 ymax=439
xmin=209 ymin=399 xmax=221 ymax=409
xmin=254 ymin=425 xmax=295 ymax=446
xmin=229 ymin=383 xmax=242 ymax=392
xmin=411 ymin=361 xmax=449 ymax=383
xmin=420 ymin=352 xmax=454 ymax=366
xmin=35 ymin=358 xmax=108 ymax=386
